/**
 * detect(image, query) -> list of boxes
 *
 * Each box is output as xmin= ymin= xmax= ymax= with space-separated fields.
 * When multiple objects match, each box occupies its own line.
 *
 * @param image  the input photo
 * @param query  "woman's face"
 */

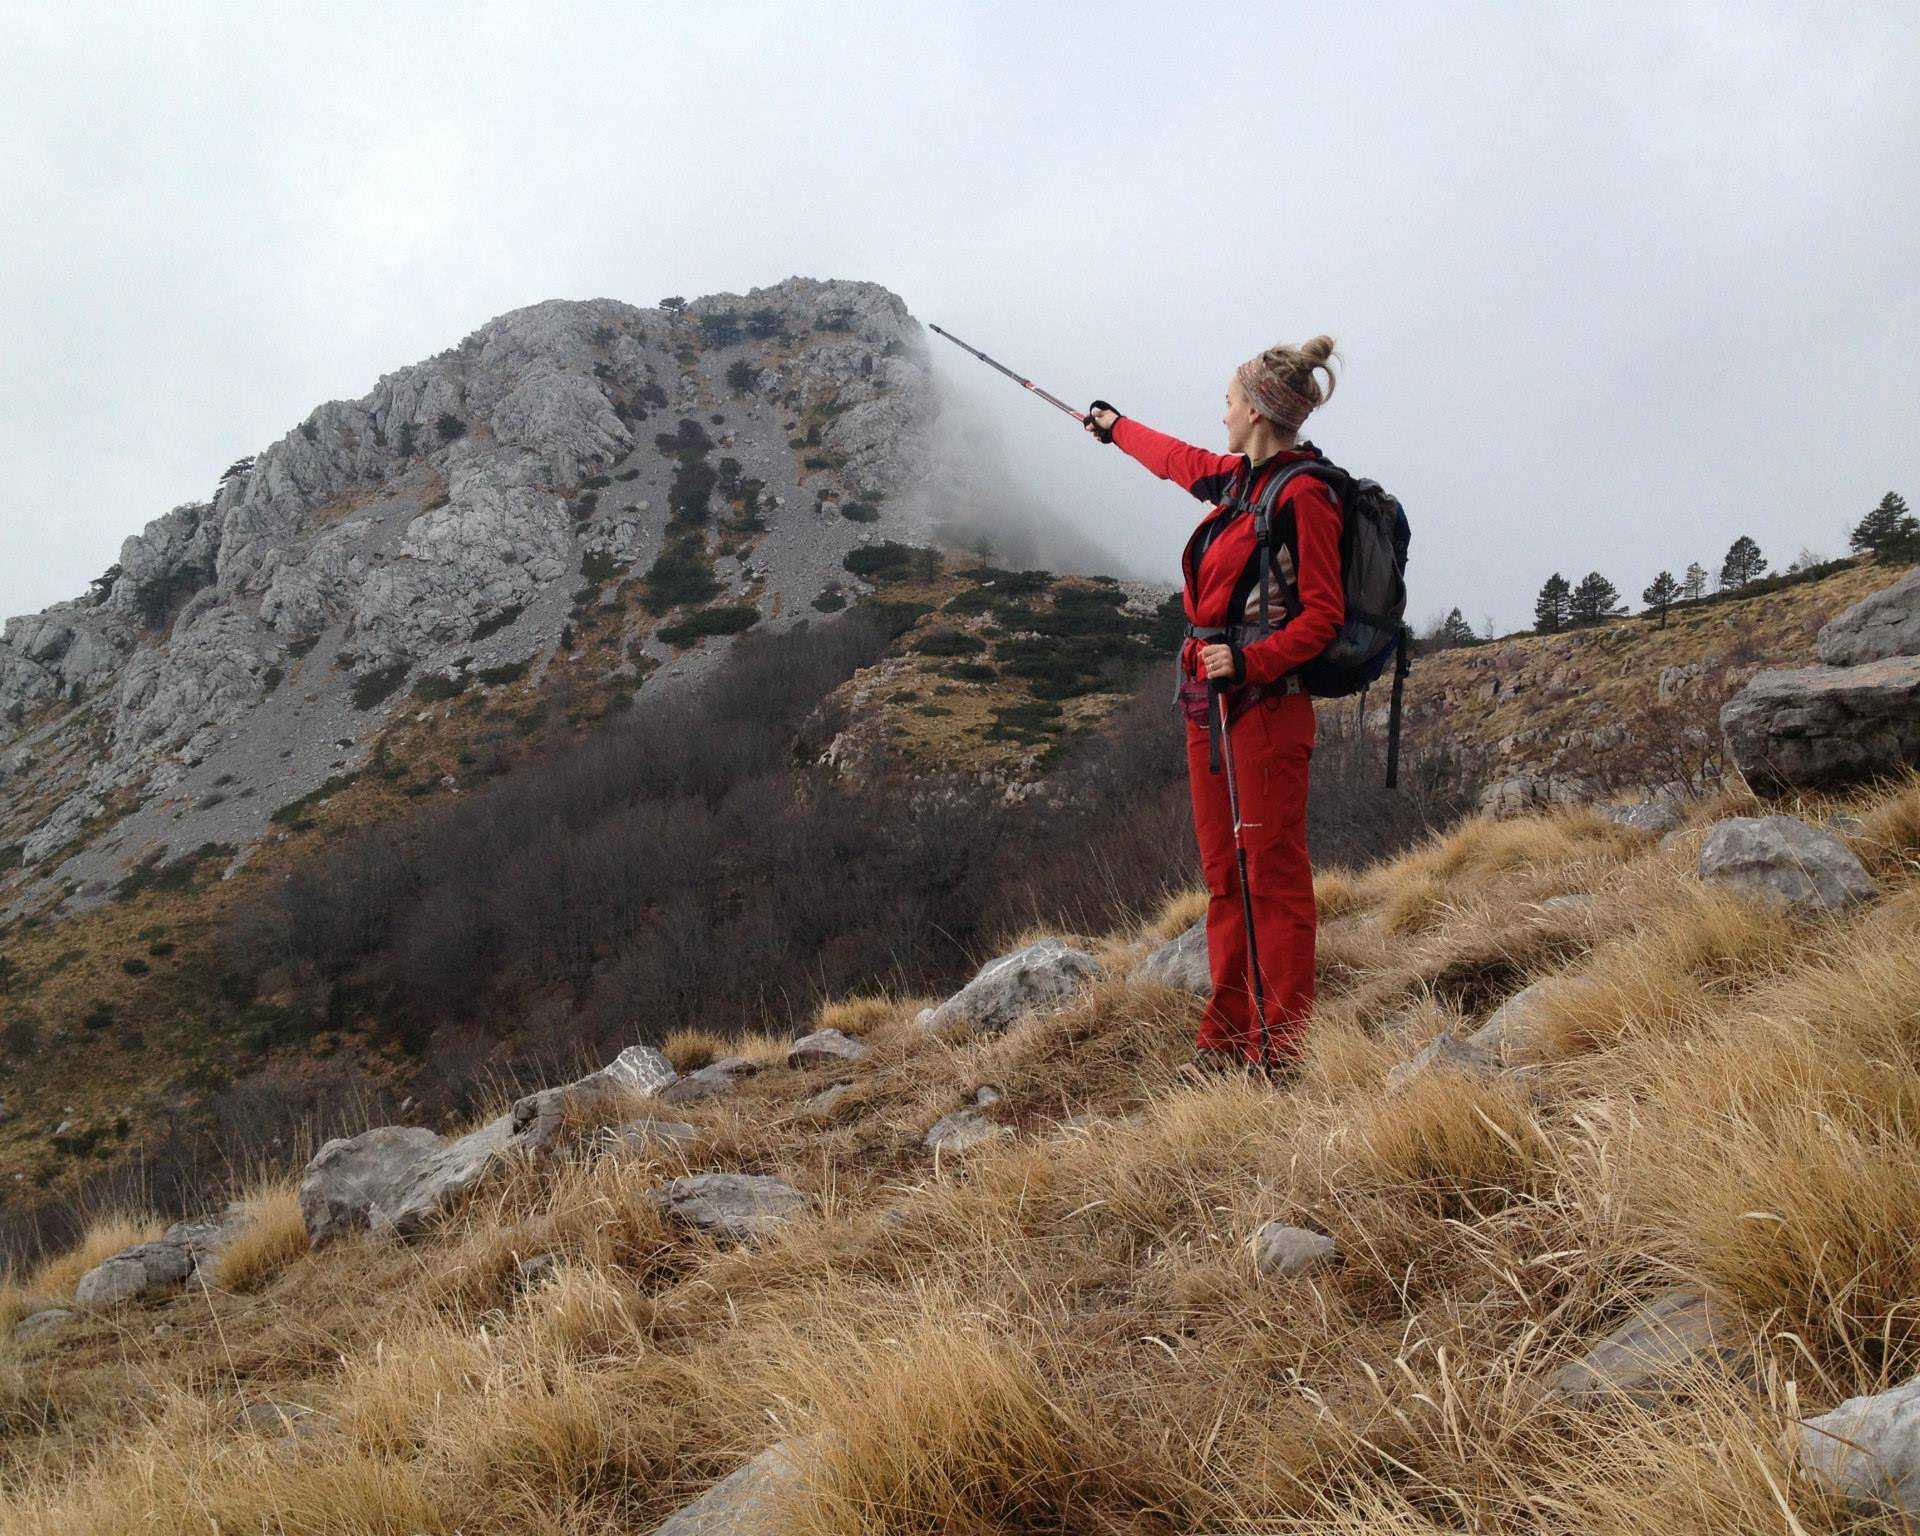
xmin=1223 ymin=375 xmax=1261 ymax=454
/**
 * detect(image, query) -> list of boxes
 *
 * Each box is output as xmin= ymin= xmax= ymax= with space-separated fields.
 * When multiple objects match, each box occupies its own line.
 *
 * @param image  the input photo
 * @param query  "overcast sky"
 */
xmin=3 ymin=1 xmax=1916 ymax=633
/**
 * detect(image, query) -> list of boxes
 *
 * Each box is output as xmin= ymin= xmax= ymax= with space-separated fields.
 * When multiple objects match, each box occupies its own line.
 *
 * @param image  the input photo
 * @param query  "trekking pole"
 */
xmin=928 ymin=325 xmax=1087 ymax=424
xmin=1210 ymin=681 xmax=1275 ymax=1073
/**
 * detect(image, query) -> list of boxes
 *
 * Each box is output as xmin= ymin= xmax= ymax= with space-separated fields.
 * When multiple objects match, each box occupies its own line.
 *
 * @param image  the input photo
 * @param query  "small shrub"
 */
xmin=804 ymin=454 xmax=838 ymax=471
xmin=945 ymin=662 xmax=996 ymax=683
xmin=435 ymin=413 xmax=467 ymax=441
xmin=412 ymin=673 xmax=468 ymax=702
xmin=844 ymin=542 xmax=939 ymax=584
xmin=914 ymin=629 xmax=986 ymax=657
xmin=471 ymin=604 xmax=525 ymax=642
xmin=840 ymin=501 xmax=880 ymax=523
xmin=656 ymin=606 xmax=761 ymax=646
xmin=286 ymin=634 xmax=321 ymax=660
xmin=813 ymin=591 xmax=848 ymax=613
xmin=350 ymin=663 xmax=409 ymax=711
xmin=2 ymin=1016 xmax=38 ymax=1056
xmin=477 ymin=659 xmax=531 ymax=687
xmin=582 ymin=474 xmax=611 ymax=489
xmin=642 ymin=537 xmax=720 ymax=614
xmin=860 ymin=600 xmax=935 ymax=640
xmin=260 ymin=666 xmax=284 ymax=692
xmin=81 ymin=1001 xmax=116 ymax=1031
xmin=581 ymin=549 xmax=627 ymax=584
xmin=726 ymin=359 xmax=756 ymax=393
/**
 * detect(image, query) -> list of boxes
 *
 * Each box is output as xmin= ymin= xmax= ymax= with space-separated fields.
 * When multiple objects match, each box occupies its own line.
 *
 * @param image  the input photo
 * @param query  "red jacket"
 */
xmin=1112 ymin=417 xmax=1345 ymax=687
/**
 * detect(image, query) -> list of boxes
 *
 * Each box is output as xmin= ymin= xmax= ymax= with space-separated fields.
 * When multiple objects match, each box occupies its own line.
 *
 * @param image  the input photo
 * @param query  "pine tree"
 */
xmin=1642 ymin=570 xmax=1680 ymax=629
xmin=1569 ymin=571 xmax=1626 ymax=626
xmin=1719 ymin=536 xmax=1768 ymax=590
xmin=1438 ymin=607 xmax=1478 ymax=647
xmin=1850 ymin=492 xmax=1919 ymax=563
xmin=1682 ymin=562 xmax=1709 ymax=600
xmin=1534 ymin=573 xmax=1571 ymax=634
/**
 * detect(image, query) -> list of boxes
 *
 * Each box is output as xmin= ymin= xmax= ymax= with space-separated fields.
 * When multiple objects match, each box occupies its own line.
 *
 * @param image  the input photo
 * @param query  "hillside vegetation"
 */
xmin=4 ymin=766 xmax=1919 ymax=1532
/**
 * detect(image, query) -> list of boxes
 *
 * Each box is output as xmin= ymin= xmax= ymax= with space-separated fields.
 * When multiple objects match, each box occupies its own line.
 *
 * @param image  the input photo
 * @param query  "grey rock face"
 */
xmin=1462 ymin=976 xmax=1599 ymax=1065
xmin=74 ymin=1209 xmax=243 ymax=1305
xmin=1797 ymin=1374 xmax=1920 ymax=1515
xmin=1252 ymin=1223 xmax=1337 ymax=1280
xmin=1722 ymin=657 xmax=1920 ymax=790
xmin=1384 ymin=1033 xmax=1498 ymax=1093
xmin=1547 ymin=1290 xmax=1749 ymax=1405
xmin=12 ymin=1307 xmax=77 ymax=1341
xmin=510 ymin=1045 xmax=678 ymax=1150
xmin=659 ymin=1060 xmax=754 ymax=1106
xmin=924 ymin=1108 xmax=1007 ymax=1154
xmin=1697 ymin=815 xmax=1878 ymax=912
xmin=1818 ymin=567 xmax=1920 ymax=666
xmin=786 ymin=1028 xmax=870 ymax=1070
xmin=604 ymin=1118 xmax=701 ymax=1154
xmin=297 ymin=1125 xmax=446 ymax=1247
xmin=650 ymin=1439 xmax=807 ymax=1535
xmin=648 ymin=1173 xmax=807 ymax=1242
xmin=1600 ymin=799 xmax=1682 ymax=834
xmin=920 ymin=938 xmax=1100 ymax=1035
xmin=3 ymin=278 xmax=942 ymax=921
xmin=804 ymin=1083 xmax=855 ymax=1116
xmin=1136 ymin=918 xmax=1209 ymax=996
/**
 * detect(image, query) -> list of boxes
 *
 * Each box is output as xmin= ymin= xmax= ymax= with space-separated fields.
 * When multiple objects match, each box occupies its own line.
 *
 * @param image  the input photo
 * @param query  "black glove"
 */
xmin=1085 ymin=400 xmax=1120 ymax=444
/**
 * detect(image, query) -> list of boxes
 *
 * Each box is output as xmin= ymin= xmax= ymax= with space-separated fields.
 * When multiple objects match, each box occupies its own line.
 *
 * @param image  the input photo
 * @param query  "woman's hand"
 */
xmin=1199 ymin=643 xmax=1239 ymax=681
xmin=1084 ymin=401 xmax=1120 ymax=443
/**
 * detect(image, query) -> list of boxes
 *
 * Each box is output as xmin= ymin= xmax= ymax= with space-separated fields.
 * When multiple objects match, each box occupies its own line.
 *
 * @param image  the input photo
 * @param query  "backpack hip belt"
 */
xmin=1178 ymin=624 xmax=1301 ymax=773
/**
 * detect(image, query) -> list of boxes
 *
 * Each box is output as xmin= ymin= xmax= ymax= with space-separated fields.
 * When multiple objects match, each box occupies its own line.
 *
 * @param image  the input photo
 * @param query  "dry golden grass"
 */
xmin=1148 ymin=884 xmax=1209 ymax=940
xmin=812 ymin=993 xmax=909 ymax=1036
xmin=207 ymin=1180 xmax=309 ymax=1293
xmin=11 ymin=781 xmax=1920 ymax=1532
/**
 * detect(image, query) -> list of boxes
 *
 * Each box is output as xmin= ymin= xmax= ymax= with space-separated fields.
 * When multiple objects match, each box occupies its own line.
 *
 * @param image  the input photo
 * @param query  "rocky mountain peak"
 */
xmin=0 ymin=278 xmax=941 ymax=919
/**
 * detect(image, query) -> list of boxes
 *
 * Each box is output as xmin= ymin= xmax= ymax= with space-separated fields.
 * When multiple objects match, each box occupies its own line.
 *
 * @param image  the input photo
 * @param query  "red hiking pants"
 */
xmin=1185 ymin=687 xmax=1316 ymax=1063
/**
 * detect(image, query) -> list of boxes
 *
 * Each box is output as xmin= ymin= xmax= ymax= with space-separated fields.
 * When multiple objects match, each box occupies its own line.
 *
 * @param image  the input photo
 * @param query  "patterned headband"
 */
xmin=1235 ymin=355 xmax=1317 ymax=433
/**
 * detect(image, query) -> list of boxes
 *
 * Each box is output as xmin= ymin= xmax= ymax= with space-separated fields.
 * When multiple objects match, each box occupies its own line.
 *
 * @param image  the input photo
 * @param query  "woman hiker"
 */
xmin=1085 ymin=336 xmax=1343 ymax=1083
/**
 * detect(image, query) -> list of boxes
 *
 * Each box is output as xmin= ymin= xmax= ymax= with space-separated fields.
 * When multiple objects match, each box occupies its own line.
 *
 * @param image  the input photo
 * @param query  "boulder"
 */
xmin=509 ymin=1045 xmax=677 ymax=1150
xmin=1384 ymin=1033 xmax=1497 ymax=1093
xmin=1136 ymin=919 xmax=1209 ymax=996
xmin=1547 ymin=1290 xmax=1749 ymax=1405
xmin=919 ymin=939 xmax=1100 ymax=1035
xmin=650 ymin=1439 xmax=807 ymax=1535
xmin=1463 ymin=976 xmax=1599 ymax=1065
xmin=660 ymin=1063 xmax=746 ymax=1105
xmin=924 ymin=1107 xmax=1007 ymax=1154
xmin=604 ymin=1118 xmax=701 ymax=1154
xmin=13 ymin=1307 xmax=76 ymax=1341
xmin=1697 ymin=816 xmax=1878 ymax=912
xmin=786 ymin=1028 xmax=869 ymax=1070
xmin=1252 ymin=1223 xmax=1337 ymax=1280
xmin=75 ymin=1209 xmax=244 ymax=1305
xmin=298 ymin=1125 xmax=461 ymax=1247
xmin=648 ymin=1174 xmax=807 ymax=1242
xmin=1796 ymin=1373 xmax=1920 ymax=1515
xmin=1722 ymin=657 xmax=1920 ymax=790
xmin=804 ymin=1083 xmax=854 ymax=1116
xmin=298 ymin=1046 xmax=682 ymax=1246
xmin=1817 ymin=567 xmax=1920 ymax=665
xmin=1600 ymin=800 xmax=1682 ymax=835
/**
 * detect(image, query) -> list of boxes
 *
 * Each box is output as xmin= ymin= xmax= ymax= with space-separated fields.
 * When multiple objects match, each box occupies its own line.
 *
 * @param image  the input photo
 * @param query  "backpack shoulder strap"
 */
xmin=1250 ymin=458 xmax=1335 ymax=628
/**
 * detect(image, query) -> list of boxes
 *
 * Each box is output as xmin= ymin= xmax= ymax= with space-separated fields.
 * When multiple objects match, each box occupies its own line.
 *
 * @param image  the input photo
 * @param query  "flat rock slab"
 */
xmin=924 ymin=1107 xmax=1007 ymax=1154
xmin=804 ymin=1083 xmax=854 ymax=1115
xmin=1136 ymin=919 xmax=1209 ymax=996
xmin=649 ymin=1174 xmax=807 ymax=1242
xmin=1797 ymin=1373 xmax=1920 ymax=1515
xmin=604 ymin=1118 xmax=701 ymax=1154
xmin=1548 ymin=1290 xmax=1750 ymax=1405
xmin=13 ymin=1307 xmax=76 ymax=1341
xmin=1253 ymin=1223 xmax=1337 ymax=1280
xmin=1384 ymin=1033 xmax=1497 ymax=1093
xmin=651 ymin=1440 xmax=806 ymax=1534
xmin=920 ymin=938 xmax=1101 ymax=1035
xmin=1722 ymin=656 xmax=1920 ymax=790
xmin=1601 ymin=800 xmax=1682 ymax=834
xmin=660 ymin=1064 xmax=744 ymax=1105
xmin=1464 ymin=976 xmax=1600 ymax=1065
xmin=1818 ymin=567 xmax=1920 ymax=666
xmin=1697 ymin=815 xmax=1878 ymax=912
xmin=786 ymin=1028 xmax=870 ymax=1070
xmin=74 ymin=1207 xmax=245 ymax=1305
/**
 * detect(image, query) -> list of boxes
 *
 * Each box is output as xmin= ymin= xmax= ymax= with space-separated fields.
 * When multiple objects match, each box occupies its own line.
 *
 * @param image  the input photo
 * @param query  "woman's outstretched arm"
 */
xmin=1100 ymin=414 xmax=1244 ymax=503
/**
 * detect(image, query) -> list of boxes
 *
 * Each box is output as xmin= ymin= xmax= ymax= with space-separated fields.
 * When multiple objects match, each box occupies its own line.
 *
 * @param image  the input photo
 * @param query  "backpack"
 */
xmin=1221 ymin=449 xmax=1414 ymax=786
